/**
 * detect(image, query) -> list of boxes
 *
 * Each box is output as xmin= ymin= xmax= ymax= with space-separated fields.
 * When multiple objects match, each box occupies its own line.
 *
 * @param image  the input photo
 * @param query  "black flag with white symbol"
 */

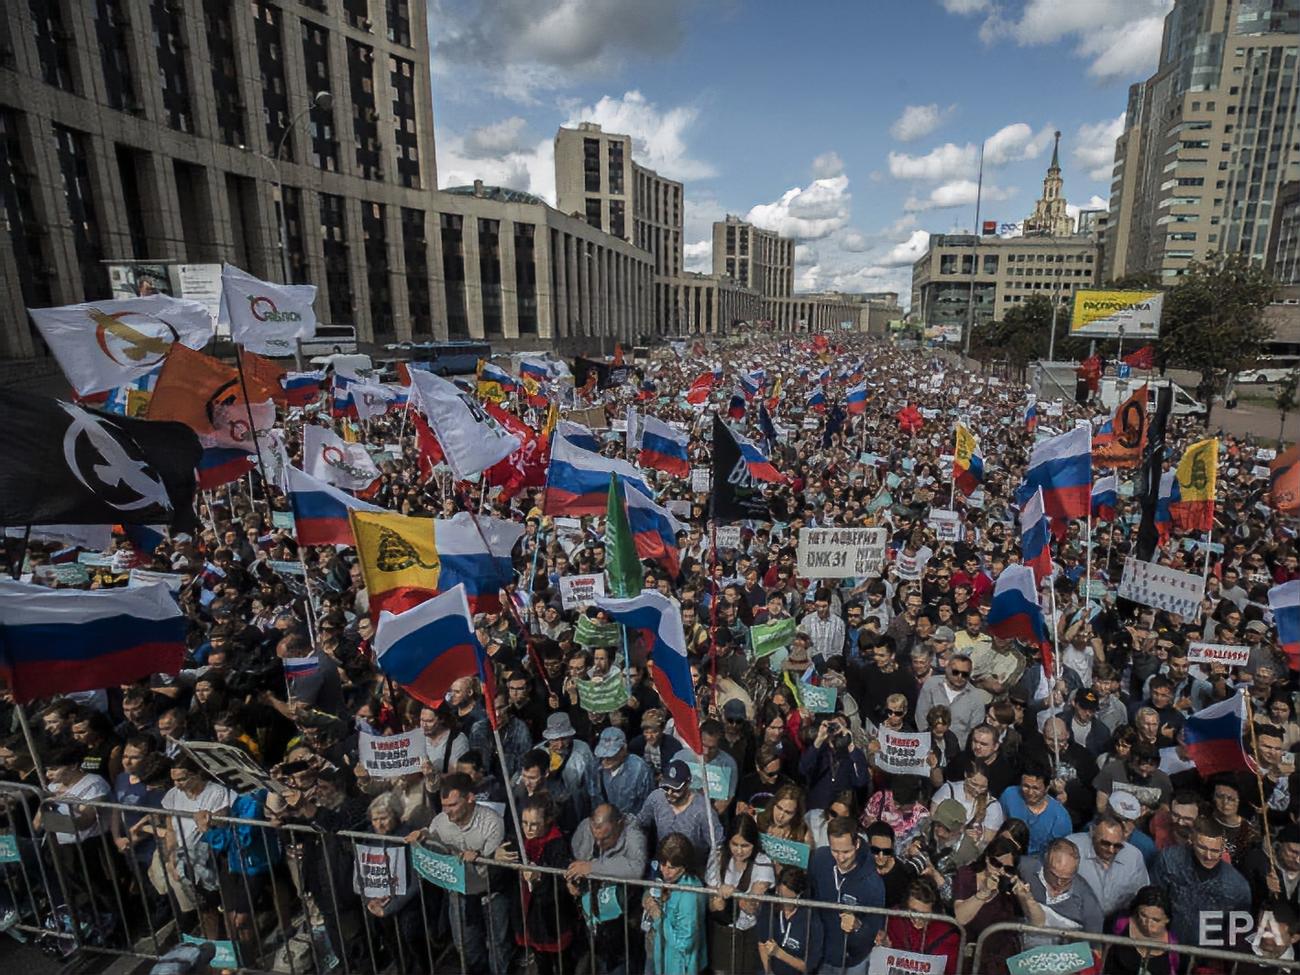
xmin=0 ymin=389 xmax=200 ymax=531
xmin=711 ymin=414 xmax=770 ymax=524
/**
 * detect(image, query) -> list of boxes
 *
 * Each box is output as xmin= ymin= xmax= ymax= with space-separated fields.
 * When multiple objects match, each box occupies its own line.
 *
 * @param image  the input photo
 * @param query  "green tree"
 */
xmin=1276 ymin=368 xmax=1299 ymax=448
xmin=969 ymin=295 xmax=1085 ymax=375
xmin=1158 ymin=253 xmax=1277 ymax=426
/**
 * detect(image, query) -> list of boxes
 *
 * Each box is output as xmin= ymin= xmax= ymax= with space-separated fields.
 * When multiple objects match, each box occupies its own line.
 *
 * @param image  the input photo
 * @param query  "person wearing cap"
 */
xmin=1241 ymin=822 xmax=1300 ymax=915
xmin=907 ymin=797 xmax=980 ymax=895
xmin=1062 ymin=688 xmax=1112 ymax=756
xmin=1066 ymin=813 xmax=1150 ymax=923
xmin=635 ymin=759 xmax=723 ymax=865
xmin=593 ymin=727 xmax=653 ymax=817
xmin=539 ymin=711 xmax=597 ymax=821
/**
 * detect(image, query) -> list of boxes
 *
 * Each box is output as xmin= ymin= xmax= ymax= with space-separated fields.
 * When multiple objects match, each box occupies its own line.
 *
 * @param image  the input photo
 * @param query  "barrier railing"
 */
xmin=970 ymin=921 xmax=1300 ymax=975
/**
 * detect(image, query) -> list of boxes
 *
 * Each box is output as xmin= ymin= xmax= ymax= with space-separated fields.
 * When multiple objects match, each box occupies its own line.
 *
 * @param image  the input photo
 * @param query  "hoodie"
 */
xmin=808 ymin=842 xmax=885 ymax=966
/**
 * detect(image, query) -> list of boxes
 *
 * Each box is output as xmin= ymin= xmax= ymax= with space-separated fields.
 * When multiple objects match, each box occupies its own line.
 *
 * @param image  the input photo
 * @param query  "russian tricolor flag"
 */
xmin=987 ymin=564 xmax=1051 ymax=663
xmin=739 ymin=372 xmax=763 ymax=401
xmin=544 ymin=434 xmax=652 ymax=517
xmin=1017 ymin=425 xmax=1091 ymax=536
xmin=434 ymin=512 xmax=525 ymax=615
xmin=1183 ymin=692 xmax=1254 ymax=777
xmin=479 ymin=361 xmax=516 ymax=392
xmin=1270 ymin=581 xmax=1300 ymax=671
xmin=1156 ymin=469 xmax=1176 ymax=545
xmin=596 ymin=591 xmax=701 ymax=753
xmin=1091 ymin=475 xmax=1118 ymax=523
xmin=625 ymin=486 xmax=686 ymax=578
xmin=519 ymin=359 xmax=548 ymax=383
xmin=556 ymin=420 xmax=601 ymax=453
xmin=846 ymin=383 xmax=868 ymax=415
xmin=0 ymin=580 xmax=186 ymax=703
xmin=124 ymin=524 xmax=166 ymax=556
xmin=284 ymin=654 xmax=321 ymax=683
xmin=736 ymin=429 xmax=785 ymax=484
xmin=283 ymin=371 xmax=324 ymax=408
xmin=197 ymin=447 xmax=256 ymax=490
xmin=1019 ymin=487 xmax=1053 ymax=584
xmin=331 ymin=374 xmax=358 ymax=419
xmin=375 ymin=584 xmax=484 ymax=711
xmin=286 ymin=466 xmax=383 ymax=547
xmin=806 ymin=389 xmax=826 ymax=413
xmin=638 ymin=414 xmax=690 ymax=479
xmin=727 ymin=392 xmax=746 ymax=420
xmin=1024 ymin=399 xmax=1038 ymax=434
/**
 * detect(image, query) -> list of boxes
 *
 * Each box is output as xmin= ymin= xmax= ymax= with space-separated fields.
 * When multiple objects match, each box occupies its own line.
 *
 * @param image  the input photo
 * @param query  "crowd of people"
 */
xmin=1 ymin=334 xmax=1298 ymax=975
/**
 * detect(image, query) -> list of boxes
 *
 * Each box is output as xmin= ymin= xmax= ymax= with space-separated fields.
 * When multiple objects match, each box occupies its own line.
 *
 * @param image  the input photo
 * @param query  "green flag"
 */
xmin=575 ymin=615 xmax=621 ymax=647
xmin=604 ymin=474 xmax=643 ymax=598
xmin=577 ymin=676 xmax=630 ymax=713
xmin=750 ymin=617 xmax=796 ymax=659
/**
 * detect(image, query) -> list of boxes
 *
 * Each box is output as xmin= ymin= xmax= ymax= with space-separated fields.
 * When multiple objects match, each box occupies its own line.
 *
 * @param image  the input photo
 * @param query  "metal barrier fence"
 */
xmin=3 ymin=780 xmax=1296 ymax=975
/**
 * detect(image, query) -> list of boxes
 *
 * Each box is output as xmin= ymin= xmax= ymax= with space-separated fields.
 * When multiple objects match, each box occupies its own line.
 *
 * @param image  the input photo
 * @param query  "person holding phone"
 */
xmin=952 ymin=835 xmax=1042 ymax=974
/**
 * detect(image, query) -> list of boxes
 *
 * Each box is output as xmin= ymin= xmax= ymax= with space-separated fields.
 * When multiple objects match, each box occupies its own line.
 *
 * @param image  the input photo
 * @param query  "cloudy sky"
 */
xmin=428 ymin=0 xmax=1171 ymax=305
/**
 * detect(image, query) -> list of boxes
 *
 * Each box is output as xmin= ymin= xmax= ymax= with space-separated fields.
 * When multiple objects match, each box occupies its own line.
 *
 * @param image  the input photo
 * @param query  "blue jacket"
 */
xmin=755 ymin=901 xmax=823 ymax=975
xmin=648 ymin=873 xmax=706 ymax=974
xmin=205 ymin=790 xmax=281 ymax=876
xmin=808 ymin=843 xmax=884 ymax=967
xmin=798 ymin=742 xmax=871 ymax=812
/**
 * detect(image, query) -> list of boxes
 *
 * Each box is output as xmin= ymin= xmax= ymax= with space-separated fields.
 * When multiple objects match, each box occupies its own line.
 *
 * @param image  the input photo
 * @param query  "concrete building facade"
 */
xmin=1267 ymin=180 xmax=1300 ymax=286
xmin=0 ymin=0 xmax=656 ymax=365
xmin=664 ymin=272 xmax=762 ymax=335
xmin=712 ymin=215 xmax=795 ymax=298
xmin=1103 ymin=0 xmax=1300 ymax=282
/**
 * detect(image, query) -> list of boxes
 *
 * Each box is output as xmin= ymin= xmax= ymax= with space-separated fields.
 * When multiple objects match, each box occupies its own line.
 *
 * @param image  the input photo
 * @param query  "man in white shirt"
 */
xmin=799 ymin=587 xmax=846 ymax=662
xmin=157 ymin=757 xmax=233 ymax=932
xmin=36 ymin=744 xmax=112 ymax=915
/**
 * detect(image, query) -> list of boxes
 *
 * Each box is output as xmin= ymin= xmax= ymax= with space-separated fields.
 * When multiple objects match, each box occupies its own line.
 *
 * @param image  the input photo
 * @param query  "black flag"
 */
xmin=1134 ymin=384 xmax=1172 ymax=562
xmin=0 ymin=389 xmax=201 ymax=532
xmin=712 ymin=414 xmax=770 ymax=524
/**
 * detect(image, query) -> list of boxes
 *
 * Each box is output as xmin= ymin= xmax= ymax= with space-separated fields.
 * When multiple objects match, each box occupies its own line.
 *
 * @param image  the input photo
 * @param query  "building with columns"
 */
xmin=712 ymin=216 xmax=795 ymax=297
xmin=0 ymin=0 xmax=657 ymax=369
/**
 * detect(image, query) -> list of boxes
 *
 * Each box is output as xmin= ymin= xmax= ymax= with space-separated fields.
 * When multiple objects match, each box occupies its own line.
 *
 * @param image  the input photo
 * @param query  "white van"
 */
xmin=1100 ymin=377 xmax=1205 ymax=417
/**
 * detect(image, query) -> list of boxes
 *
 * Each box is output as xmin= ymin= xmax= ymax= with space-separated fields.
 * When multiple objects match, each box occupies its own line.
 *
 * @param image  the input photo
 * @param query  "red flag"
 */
xmin=1271 ymin=443 xmax=1300 ymax=513
xmin=897 ymin=404 xmax=924 ymax=435
xmin=812 ymin=334 xmax=829 ymax=351
xmin=412 ymin=409 xmax=444 ymax=479
xmin=1123 ymin=346 xmax=1155 ymax=370
xmin=239 ymin=349 xmax=288 ymax=406
xmin=484 ymin=403 xmax=548 ymax=497
xmin=1077 ymin=355 xmax=1102 ymax=392
xmin=395 ymin=361 xmax=412 ymax=387
xmin=686 ymin=372 xmax=714 ymax=405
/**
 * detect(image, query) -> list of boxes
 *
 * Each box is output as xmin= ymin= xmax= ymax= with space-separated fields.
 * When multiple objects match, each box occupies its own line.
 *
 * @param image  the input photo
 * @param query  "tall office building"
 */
xmin=1 ymin=1 xmax=656 ymax=368
xmin=712 ymin=215 xmax=794 ymax=298
xmin=1103 ymin=0 xmax=1299 ymax=282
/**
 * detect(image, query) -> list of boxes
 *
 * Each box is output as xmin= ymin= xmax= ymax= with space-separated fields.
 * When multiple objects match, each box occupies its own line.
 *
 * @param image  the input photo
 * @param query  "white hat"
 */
xmin=1108 ymin=791 xmax=1142 ymax=821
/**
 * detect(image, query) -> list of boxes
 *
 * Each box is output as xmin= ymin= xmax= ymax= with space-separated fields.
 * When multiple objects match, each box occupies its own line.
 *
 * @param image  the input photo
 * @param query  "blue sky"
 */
xmin=427 ymin=0 xmax=1174 ymax=303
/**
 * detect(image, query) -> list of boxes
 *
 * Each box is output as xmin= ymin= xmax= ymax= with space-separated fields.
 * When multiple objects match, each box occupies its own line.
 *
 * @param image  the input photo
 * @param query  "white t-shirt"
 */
xmin=931 ymin=780 xmax=1005 ymax=836
xmin=49 ymin=773 xmax=111 ymax=845
xmin=706 ymin=849 xmax=776 ymax=930
xmin=163 ymin=781 xmax=234 ymax=862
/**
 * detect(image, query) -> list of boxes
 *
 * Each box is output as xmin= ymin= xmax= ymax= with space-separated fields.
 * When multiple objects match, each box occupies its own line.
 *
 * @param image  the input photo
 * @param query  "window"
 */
xmin=0 ymin=109 xmax=53 ymax=325
xmin=585 ymin=197 xmax=602 ymax=229
xmin=319 ymin=193 xmax=352 ymax=323
xmin=96 ymin=0 xmax=135 ymax=111
xmin=363 ymin=202 xmax=392 ymax=338
xmin=610 ymin=199 xmax=624 ymax=240
xmin=515 ymin=223 xmax=537 ymax=334
xmin=386 ymin=0 xmax=412 ymax=46
xmin=150 ymin=0 xmax=192 ymax=132
xmin=401 ymin=208 xmax=431 ymax=336
xmin=301 ymin=23 xmax=338 ymax=171
xmin=441 ymin=213 xmax=468 ymax=338
xmin=204 ymin=0 xmax=244 ymax=146
xmin=583 ymin=138 xmax=600 ymax=193
xmin=254 ymin=1 xmax=290 ymax=159
xmin=478 ymin=218 xmax=502 ymax=336
xmin=390 ymin=55 xmax=419 ymax=188
xmin=52 ymin=124 xmax=109 ymax=300
xmin=30 ymin=0 xmax=73 ymax=92
xmin=608 ymin=141 xmax=624 ymax=195
xmin=349 ymin=41 xmax=381 ymax=180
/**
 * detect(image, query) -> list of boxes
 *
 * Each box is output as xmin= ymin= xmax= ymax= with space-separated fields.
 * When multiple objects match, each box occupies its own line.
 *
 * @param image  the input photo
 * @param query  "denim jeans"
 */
xmin=818 ymin=959 xmax=869 ymax=975
xmin=448 ymin=889 xmax=511 ymax=974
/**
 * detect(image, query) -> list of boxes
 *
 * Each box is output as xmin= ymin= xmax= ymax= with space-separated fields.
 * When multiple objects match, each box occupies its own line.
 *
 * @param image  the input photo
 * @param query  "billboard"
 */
xmin=1070 ymin=290 xmax=1163 ymax=338
xmin=107 ymin=261 xmax=224 ymax=334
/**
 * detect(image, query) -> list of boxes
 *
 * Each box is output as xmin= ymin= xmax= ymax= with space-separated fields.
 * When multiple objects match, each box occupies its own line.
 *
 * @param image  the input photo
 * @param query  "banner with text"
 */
xmin=796 ymin=527 xmax=888 ymax=579
xmin=358 ymin=730 xmax=426 ymax=778
xmin=1118 ymin=557 xmax=1203 ymax=620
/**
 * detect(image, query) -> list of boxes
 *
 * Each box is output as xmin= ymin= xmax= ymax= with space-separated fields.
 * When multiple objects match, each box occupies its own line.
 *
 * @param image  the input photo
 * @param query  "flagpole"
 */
xmin=233 ymin=347 xmax=274 ymax=506
xmin=1047 ymin=576 xmax=1062 ymax=773
xmin=1245 ymin=694 xmax=1279 ymax=877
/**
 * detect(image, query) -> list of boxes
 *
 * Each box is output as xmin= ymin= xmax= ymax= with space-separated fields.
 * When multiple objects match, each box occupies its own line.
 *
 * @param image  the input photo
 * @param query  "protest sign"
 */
xmin=358 ymin=730 xmax=425 ymax=778
xmin=76 ymin=553 xmax=114 ymax=568
xmin=271 ymin=510 xmax=296 ymax=530
xmin=894 ymin=546 xmax=932 ymax=582
xmin=690 ymin=468 xmax=711 ymax=493
xmin=181 ymin=740 xmax=284 ymax=795
xmin=868 ymin=947 xmax=947 ymax=975
xmin=714 ymin=525 xmax=743 ymax=550
xmin=1118 ymin=557 xmax=1203 ymax=620
xmin=128 ymin=568 xmax=184 ymax=592
xmin=799 ymin=683 xmax=838 ymax=713
xmin=928 ymin=509 xmax=961 ymax=541
xmin=355 ymin=844 xmax=408 ymax=898
xmin=411 ymin=846 xmax=466 ymax=894
xmin=577 ymin=676 xmax=630 ymax=714
xmin=751 ymin=618 xmax=796 ymax=659
xmin=760 ymin=833 xmax=811 ymax=868
xmin=796 ymin=527 xmax=887 ymax=579
xmin=181 ymin=936 xmax=239 ymax=971
xmin=690 ymin=763 xmax=733 ymax=801
xmin=574 ymin=615 xmax=620 ymax=647
xmin=0 ymin=834 xmax=19 ymax=864
xmin=560 ymin=573 xmax=605 ymax=610
xmin=1006 ymin=942 xmax=1093 ymax=975
xmin=666 ymin=499 xmax=693 ymax=520
xmin=268 ymin=560 xmax=306 ymax=577
xmin=43 ymin=563 xmax=90 ymax=586
xmin=1188 ymin=642 xmax=1251 ymax=668
xmin=877 ymin=729 xmax=932 ymax=775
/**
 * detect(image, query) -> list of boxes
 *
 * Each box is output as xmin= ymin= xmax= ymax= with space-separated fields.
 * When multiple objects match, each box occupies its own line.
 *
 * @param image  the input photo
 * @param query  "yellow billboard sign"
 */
xmin=1070 ymin=290 xmax=1163 ymax=338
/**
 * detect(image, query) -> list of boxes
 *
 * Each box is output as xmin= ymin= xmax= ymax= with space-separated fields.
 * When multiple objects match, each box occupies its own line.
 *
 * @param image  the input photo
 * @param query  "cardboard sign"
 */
xmin=715 ymin=525 xmax=743 ymax=550
xmin=1006 ymin=942 xmax=1092 ymax=975
xmin=689 ymin=762 xmax=733 ymax=800
xmin=1118 ymin=557 xmax=1203 ymax=620
xmin=577 ymin=676 xmax=630 ymax=714
xmin=355 ymin=844 xmax=408 ymax=898
xmin=800 ymin=683 xmax=838 ymax=713
xmin=690 ymin=469 xmax=711 ymax=493
xmin=928 ymin=509 xmax=961 ymax=542
xmin=760 ymin=833 xmax=811 ymax=868
xmin=666 ymin=499 xmax=693 ymax=520
xmin=1188 ymin=642 xmax=1251 ymax=668
xmin=0 ymin=833 xmax=19 ymax=864
xmin=894 ymin=547 xmax=933 ymax=582
xmin=128 ymin=569 xmax=184 ymax=592
xmin=796 ymin=527 xmax=888 ymax=579
xmin=180 ymin=740 xmax=284 ymax=795
xmin=411 ymin=846 xmax=466 ymax=894
xmin=560 ymin=573 xmax=605 ymax=610
xmin=181 ymin=935 xmax=239 ymax=971
xmin=868 ymin=947 xmax=947 ymax=975
xmin=271 ymin=510 xmax=296 ymax=530
xmin=268 ymin=560 xmax=306 ymax=577
xmin=877 ymin=729 xmax=932 ymax=775
xmin=358 ymin=730 xmax=426 ymax=778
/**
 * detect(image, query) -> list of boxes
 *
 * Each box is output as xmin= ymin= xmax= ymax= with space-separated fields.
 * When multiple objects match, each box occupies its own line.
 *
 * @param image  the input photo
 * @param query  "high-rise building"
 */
xmin=1103 ymin=0 xmax=1300 ymax=282
xmin=1 ymin=1 xmax=657 ymax=369
xmin=1023 ymin=133 xmax=1075 ymax=238
xmin=712 ymin=216 xmax=794 ymax=298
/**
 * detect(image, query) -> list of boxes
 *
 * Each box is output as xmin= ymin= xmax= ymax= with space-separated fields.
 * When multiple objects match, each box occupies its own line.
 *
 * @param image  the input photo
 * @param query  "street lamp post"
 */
xmin=271 ymin=90 xmax=333 ymax=286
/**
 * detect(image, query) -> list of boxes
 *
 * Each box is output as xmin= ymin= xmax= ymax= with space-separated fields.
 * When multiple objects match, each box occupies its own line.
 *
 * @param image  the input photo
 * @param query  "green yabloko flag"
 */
xmin=575 ymin=615 xmax=621 ymax=647
xmin=750 ymin=617 xmax=796 ymax=659
xmin=604 ymin=474 xmax=643 ymax=598
xmin=577 ymin=676 xmax=630 ymax=713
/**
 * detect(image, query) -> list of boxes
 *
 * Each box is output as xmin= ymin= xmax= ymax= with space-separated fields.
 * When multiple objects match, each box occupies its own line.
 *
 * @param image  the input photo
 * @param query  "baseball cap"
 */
xmin=934 ymin=626 xmax=957 ymax=643
xmin=931 ymin=798 xmax=967 ymax=832
xmin=1075 ymin=689 xmax=1100 ymax=711
xmin=723 ymin=699 xmax=747 ymax=721
xmin=594 ymin=727 xmax=627 ymax=759
xmin=661 ymin=760 xmax=691 ymax=790
xmin=1246 ymin=620 xmax=1269 ymax=635
xmin=1109 ymin=791 xmax=1142 ymax=821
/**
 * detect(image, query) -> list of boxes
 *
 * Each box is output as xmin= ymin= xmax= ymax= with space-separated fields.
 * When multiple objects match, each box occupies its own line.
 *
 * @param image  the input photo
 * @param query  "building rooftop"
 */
xmin=442 ymin=183 xmax=547 ymax=206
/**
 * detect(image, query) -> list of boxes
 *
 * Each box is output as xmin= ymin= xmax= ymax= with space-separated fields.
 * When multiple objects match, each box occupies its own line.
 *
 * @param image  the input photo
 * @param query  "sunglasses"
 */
xmin=870 ymin=846 xmax=894 ymax=857
xmin=951 ymin=668 xmax=971 ymax=677
xmin=887 ymin=709 xmax=907 ymax=717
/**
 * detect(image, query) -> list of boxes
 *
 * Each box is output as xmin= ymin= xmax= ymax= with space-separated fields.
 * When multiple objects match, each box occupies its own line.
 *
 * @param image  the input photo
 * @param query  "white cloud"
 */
xmin=1073 ymin=113 xmax=1125 ymax=181
xmin=795 ymin=264 xmax=821 ymax=292
xmin=954 ymin=0 xmax=1172 ymax=81
xmin=461 ymin=117 xmax=530 ymax=157
xmin=890 ymin=104 xmax=953 ymax=142
xmin=904 ymin=180 xmax=1015 ymax=211
xmin=795 ymin=243 xmax=819 ymax=264
xmin=684 ymin=194 xmax=725 ymax=247
xmin=811 ymin=152 xmax=845 ymax=179
xmin=684 ymin=240 xmax=712 ymax=273
xmin=436 ymin=127 xmax=557 ymax=201
xmin=888 ymin=143 xmax=977 ymax=182
xmin=880 ymin=230 xmax=932 ymax=267
xmin=984 ymin=123 xmax=1055 ymax=165
xmin=746 ymin=173 xmax=852 ymax=241
xmin=840 ymin=231 xmax=871 ymax=252
xmin=562 ymin=90 xmax=715 ymax=181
